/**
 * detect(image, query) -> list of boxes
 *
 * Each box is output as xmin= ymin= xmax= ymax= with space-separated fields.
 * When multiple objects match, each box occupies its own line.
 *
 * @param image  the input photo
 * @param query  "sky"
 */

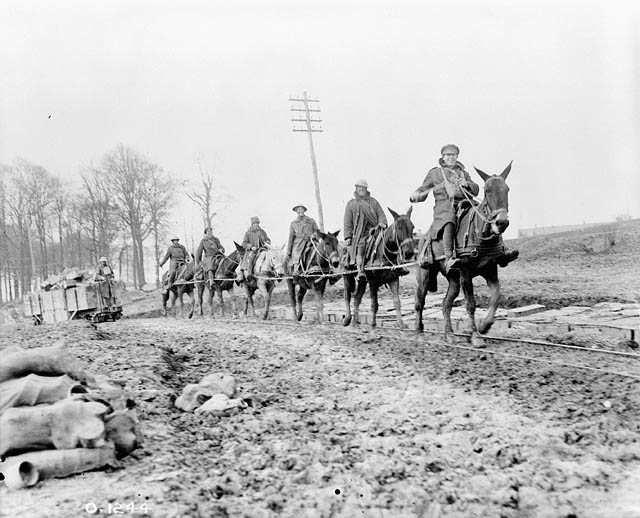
xmin=1 ymin=0 xmax=639 ymax=250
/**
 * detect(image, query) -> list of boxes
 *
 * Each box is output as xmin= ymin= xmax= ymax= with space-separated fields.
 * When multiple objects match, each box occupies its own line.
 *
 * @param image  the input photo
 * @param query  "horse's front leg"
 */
xmin=187 ymin=291 xmax=195 ymax=319
xmin=296 ymin=286 xmax=307 ymax=322
xmin=478 ymin=265 xmax=501 ymax=335
xmin=314 ymin=281 xmax=325 ymax=324
xmin=216 ymin=286 xmax=225 ymax=317
xmin=370 ymin=281 xmax=380 ymax=328
xmin=442 ymin=270 xmax=460 ymax=343
xmin=287 ymin=280 xmax=298 ymax=321
xmin=342 ymin=274 xmax=354 ymax=326
xmin=261 ymin=281 xmax=272 ymax=320
xmin=352 ymin=277 xmax=367 ymax=327
xmin=389 ymin=277 xmax=406 ymax=329
xmin=460 ymin=271 xmax=482 ymax=346
xmin=414 ymin=267 xmax=430 ymax=332
xmin=248 ymin=284 xmax=257 ymax=318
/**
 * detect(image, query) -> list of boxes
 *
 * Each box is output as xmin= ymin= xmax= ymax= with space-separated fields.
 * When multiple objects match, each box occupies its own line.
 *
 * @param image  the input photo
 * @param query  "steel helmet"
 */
xmin=441 ymin=144 xmax=460 ymax=155
xmin=292 ymin=204 xmax=307 ymax=212
xmin=355 ymin=179 xmax=369 ymax=188
xmin=99 ymin=256 xmax=108 ymax=262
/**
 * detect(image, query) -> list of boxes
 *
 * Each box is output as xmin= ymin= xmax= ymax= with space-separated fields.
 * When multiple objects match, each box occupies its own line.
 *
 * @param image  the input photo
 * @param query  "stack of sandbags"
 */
xmin=0 ymin=342 xmax=140 ymax=490
xmin=175 ymin=373 xmax=246 ymax=415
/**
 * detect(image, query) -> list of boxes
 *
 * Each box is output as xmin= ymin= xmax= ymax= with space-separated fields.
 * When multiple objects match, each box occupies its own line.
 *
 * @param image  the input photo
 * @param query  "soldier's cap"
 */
xmin=250 ymin=216 xmax=260 ymax=224
xmin=292 ymin=204 xmax=307 ymax=212
xmin=171 ymin=237 xmax=180 ymax=242
xmin=99 ymin=256 xmax=108 ymax=262
xmin=441 ymin=144 xmax=460 ymax=155
xmin=354 ymin=179 xmax=369 ymax=188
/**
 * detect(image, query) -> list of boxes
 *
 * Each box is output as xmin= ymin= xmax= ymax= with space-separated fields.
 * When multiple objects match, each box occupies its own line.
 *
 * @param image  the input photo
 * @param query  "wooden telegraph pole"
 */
xmin=290 ymin=92 xmax=325 ymax=231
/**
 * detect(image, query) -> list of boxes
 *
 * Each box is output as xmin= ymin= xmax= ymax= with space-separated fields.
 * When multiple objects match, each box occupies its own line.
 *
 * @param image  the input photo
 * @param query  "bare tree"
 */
xmin=98 ymin=145 xmax=172 ymax=289
xmin=186 ymin=156 xmax=217 ymax=230
xmin=146 ymin=167 xmax=175 ymax=287
xmin=50 ymin=177 xmax=69 ymax=269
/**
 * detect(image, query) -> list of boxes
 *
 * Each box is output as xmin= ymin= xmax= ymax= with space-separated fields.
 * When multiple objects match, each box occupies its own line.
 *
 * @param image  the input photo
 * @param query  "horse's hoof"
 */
xmin=470 ymin=334 xmax=486 ymax=348
xmin=262 ymin=313 xmax=268 ymax=320
xmin=444 ymin=333 xmax=457 ymax=345
xmin=188 ymin=313 xmax=193 ymax=319
xmin=297 ymin=313 xmax=303 ymax=322
xmin=477 ymin=319 xmax=493 ymax=335
xmin=397 ymin=322 xmax=406 ymax=330
xmin=342 ymin=316 xmax=352 ymax=326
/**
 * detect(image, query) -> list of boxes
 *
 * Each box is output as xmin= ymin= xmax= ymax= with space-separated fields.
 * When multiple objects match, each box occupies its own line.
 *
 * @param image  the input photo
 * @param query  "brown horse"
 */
xmin=238 ymin=246 xmax=286 ymax=319
xmin=196 ymin=248 xmax=242 ymax=317
xmin=287 ymin=230 xmax=341 ymax=323
xmin=162 ymin=260 xmax=196 ymax=318
xmin=414 ymin=162 xmax=514 ymax=345
xmin=342 ymin=207 xmax=415 ymax=328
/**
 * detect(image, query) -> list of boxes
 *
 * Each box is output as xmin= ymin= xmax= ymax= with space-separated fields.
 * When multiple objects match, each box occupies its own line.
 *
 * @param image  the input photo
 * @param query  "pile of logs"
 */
xmin=0 ymin=342 xmax=140 ymax=489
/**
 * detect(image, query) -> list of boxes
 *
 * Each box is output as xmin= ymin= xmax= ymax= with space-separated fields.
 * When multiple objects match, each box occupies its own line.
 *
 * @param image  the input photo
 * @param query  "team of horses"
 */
xmin=162 ymin=164 xmax=514 ymax=344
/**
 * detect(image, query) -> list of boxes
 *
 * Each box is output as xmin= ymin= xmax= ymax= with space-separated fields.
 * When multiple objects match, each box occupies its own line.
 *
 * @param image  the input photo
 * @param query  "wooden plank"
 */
xmin=76 ymin=284 xmax=99 ymax=310
xmin=66 ymin=288 xmax=78 ymax=312
xmin=506 ymin=304 xmax=546 ymax=318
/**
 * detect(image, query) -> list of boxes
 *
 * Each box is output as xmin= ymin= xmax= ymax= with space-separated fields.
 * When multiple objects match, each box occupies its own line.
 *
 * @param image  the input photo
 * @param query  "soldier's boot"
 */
xmin=356 ymin=255 xmax=367 ymax=281
xmin=497 ymin=248 xmax=519 ymax=267
xmin=443 ymin=223 xmax=460 ymax=274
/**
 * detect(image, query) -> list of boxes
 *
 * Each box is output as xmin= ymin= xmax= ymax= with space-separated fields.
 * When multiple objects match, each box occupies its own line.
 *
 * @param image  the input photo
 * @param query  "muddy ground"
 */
xmin=1 ymin=226 xmax=640 ymax=518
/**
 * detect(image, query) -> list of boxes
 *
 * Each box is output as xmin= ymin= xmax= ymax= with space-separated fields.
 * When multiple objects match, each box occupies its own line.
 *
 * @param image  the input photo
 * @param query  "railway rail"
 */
xmin=150 ymin=309 xmax=640 ymax=381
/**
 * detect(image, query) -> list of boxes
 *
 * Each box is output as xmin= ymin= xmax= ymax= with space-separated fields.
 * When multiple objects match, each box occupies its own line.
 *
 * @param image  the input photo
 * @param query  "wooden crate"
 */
xmin=40 ymin=291 xmax=55 ymax=312
xmin=66 ymin=288 xmax=78 ymax=311
xmin=75 ymin=284 xmax=99 ymax=310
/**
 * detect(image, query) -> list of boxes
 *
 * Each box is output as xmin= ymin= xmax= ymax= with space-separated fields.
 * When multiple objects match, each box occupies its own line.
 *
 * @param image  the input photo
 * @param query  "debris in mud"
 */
xmin=0 ymin=342 xmax=141 ymax=489
xmin=174 ymin=373 xmax=247 ymax=415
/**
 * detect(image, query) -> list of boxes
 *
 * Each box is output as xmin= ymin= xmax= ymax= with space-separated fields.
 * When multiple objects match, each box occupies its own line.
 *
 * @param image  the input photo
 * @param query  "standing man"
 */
xmin=94 ymin=256 xmax=115 ymax=306
xmin=409 ymin=144 xmax=480 ymax=273
xmin=343 ymin=179 xmax=388 ymax=280
xmin=286 ymin=204 xmax=320 ymax=279
xmin=239 ymin=216 xmax=271 ymax=282
xmin=195 ymin=227 xmax=225 ymax=280
xmin=160 ymin=237 xmax=188 ymax=289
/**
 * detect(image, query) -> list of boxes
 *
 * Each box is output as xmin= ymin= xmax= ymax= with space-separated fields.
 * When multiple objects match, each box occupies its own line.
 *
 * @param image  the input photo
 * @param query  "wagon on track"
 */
xmin=25 ymin=281 xmax=123 ymax=324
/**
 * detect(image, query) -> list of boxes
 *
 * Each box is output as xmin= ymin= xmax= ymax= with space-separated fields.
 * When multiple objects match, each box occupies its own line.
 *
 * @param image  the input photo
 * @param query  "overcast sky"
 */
xmin=2 ymin=0 xmax=639 ymax=249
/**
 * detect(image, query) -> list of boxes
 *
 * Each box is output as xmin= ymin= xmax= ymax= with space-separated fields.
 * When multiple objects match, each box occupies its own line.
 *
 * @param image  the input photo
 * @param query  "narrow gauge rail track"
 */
xmin=170 ymin=311 xmax=640 ymax=381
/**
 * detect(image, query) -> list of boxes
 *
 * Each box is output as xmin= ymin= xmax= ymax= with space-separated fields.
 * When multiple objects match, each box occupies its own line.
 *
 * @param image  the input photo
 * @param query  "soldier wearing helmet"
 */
xmin=286 ymin=204 xmax=321 ymax=279
xmin=238 ymin=216 xmax=271 ymax=282
xmin=410 ymin=144 xmax=479 ymax=274
xmin=94 ymin=256 xmax=115 ymax=305
xmin=160 ymin=237 xmax=189 ymax=289
xmin=344 ymin=179 xmax=387 ymax=280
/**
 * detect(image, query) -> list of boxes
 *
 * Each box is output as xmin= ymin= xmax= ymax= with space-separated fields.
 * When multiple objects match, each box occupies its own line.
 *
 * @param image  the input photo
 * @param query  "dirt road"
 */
xmin=2 ymin=315 xmax=639 ymax=518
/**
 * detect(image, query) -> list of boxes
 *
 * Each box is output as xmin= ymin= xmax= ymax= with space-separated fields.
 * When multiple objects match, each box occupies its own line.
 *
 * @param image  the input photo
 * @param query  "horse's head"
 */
xmin=316 ymin=230 xmax=341 ymax=269
xmin=233 ymin=241 xmax=245 ymax=258
xmin=262 ymin=246 xmax=286 ymax=278
xmin=387 ymin=207 xmax=415 ymax=262
xmin=474 ymin=162 xmax=512 ymax=235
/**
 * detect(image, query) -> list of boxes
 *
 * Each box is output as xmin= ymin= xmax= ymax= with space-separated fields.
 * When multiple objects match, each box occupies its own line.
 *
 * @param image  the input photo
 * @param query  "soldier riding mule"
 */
xmin=196 ymin=248 xmax=242 ymax=317
xmin=238 ymin=245 xmax=286 ymax=319
xmin=414 ymin=162 xmax=517 ymax=345
xmin=287 ymin=230 xmax=341 ymax=323
xmin=162 ymin=258 xmax=196 ymax=319
xmin=342 ymin=207 xmax=415 ymax=329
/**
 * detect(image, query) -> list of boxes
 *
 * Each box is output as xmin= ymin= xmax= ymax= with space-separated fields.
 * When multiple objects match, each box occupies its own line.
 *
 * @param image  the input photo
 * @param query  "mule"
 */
xmin=238 ymin=246 xmax=286 ymax=319
xmin=287 ymin=230 xmax=341 ymax=323
xmin=162 ymin=261 xmax=196 ymax=318
xmin=196 ymin=248 xmax=242 ymax=317
xmin=342 ymin=207 xmax=415 ymax=328
xmin=414 ymin=162 xmax=514 ymax=346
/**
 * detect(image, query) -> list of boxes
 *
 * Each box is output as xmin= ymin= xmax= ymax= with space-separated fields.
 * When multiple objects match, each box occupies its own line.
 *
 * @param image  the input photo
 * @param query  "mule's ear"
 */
xmin=405 ymin=205 xmax=413 ymax=219
xmin=233 ymin=241 xmax=244 ymax=252
xmin=388 ymin=208 xmax=400 ymax=219
xmin=474 ymin=166 xmax=491 ymax=182
xmin=331 ymin=230 xmax=340 ymax=238
xmin=500 ymin=161 xmax=513 ymax=180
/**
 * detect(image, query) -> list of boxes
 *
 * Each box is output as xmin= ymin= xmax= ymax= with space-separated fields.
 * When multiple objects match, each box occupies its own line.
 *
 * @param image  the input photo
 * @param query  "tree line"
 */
xmin=0 ymin=144 xmax=187 ymax=303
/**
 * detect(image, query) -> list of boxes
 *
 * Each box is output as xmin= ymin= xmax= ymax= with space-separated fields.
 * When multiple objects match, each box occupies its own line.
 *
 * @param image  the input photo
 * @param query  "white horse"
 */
xmin=240 ymin=246 xmax=286 ymax=319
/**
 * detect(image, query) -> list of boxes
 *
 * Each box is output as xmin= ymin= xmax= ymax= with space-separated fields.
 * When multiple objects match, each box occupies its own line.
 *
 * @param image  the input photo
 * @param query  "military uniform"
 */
xmin=160 ymin=242 xmax=189 ymax=288
xmin=286 ymin=214 xmax=320 ymax=274
xmin=343 ymin=190 xmax=387 ymax=270
xmin=195 ymin=235 xmax=225 ymax=275
xmin=240 ymin=225 xmax=271 ymax=280
xmin=95 ymin=260 xmax=115 ymax=305
xmin=411 ymin=160 xmax=479 ymax=240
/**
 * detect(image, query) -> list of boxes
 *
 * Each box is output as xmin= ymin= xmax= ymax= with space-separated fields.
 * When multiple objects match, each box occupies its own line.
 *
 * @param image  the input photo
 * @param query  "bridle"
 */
xmin=382 ymin=218 xmax=414 ymax=265
xmin=459 ymin=179 xmax=508 ymax=239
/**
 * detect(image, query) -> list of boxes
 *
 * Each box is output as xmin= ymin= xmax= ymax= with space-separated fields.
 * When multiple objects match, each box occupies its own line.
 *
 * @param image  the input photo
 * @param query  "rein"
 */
xmin=381 ymin=220 xmax=414 ymax=266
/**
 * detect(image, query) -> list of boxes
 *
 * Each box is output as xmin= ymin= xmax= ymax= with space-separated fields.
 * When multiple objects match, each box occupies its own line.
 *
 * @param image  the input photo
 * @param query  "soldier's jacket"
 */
xmin=286 ymin=215 xmax=320 ymax=261
xmin=195 ymin=236 xmax=225 ymax=263
xmin=242 ymin=227 xmax=271 ymax=250
xmin=411 ymin=160 xmax=479 ymax=239
xmin=160 ymin=243 xmax=188 ymax=266
xmin=343 ymin=191 xmax=387 ymax=263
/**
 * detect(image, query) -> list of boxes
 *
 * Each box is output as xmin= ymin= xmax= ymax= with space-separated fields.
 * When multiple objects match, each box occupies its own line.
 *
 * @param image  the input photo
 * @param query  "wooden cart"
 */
xmin=25 ymin=281 xmax=123 ymax=324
